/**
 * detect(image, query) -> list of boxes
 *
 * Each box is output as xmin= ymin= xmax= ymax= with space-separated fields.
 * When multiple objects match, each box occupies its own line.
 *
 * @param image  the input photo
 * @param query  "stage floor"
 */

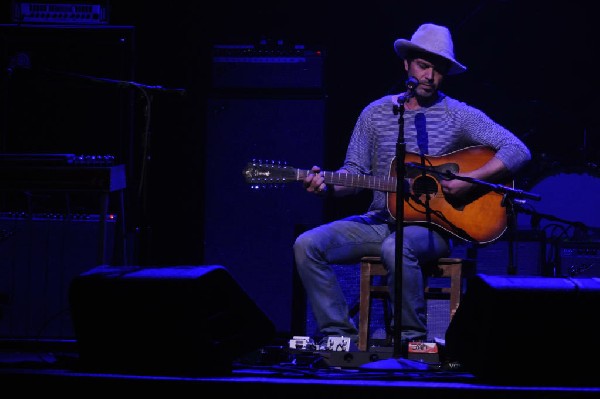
xmin=0 ymin=338 xmax=599 ymax=398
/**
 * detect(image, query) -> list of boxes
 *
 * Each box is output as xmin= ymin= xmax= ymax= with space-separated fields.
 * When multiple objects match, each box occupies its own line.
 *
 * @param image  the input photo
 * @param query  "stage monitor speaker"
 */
xmin=69 ymin=264 xmax=276 ymax=376
xmin=445 ymin=274 xmax=600 ymax=385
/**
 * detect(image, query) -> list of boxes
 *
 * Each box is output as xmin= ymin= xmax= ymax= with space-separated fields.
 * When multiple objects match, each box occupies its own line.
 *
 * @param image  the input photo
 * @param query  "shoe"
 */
xmin=317 ymin=336 xmax=357 ymax=352
xmin=380 ymin=335 xmax=426 ymax=356
xmin=403 ymin=334 xmax=427 ymax=343
xmin=383 ymin=334 xmax=427 ymax=345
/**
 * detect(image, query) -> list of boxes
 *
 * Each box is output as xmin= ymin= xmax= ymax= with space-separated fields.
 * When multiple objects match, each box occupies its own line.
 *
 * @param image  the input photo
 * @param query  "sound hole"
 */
xmin=412 ymin=175 xmax=439 ymax=199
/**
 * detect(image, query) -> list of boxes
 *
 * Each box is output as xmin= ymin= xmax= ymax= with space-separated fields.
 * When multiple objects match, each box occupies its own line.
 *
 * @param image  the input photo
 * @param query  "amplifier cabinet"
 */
xmin=0 ymin=215 xmax=115 ymax=338
xmin=559 ymin=241 xmax=600 ymax=277
xmin=0 ymin=24 xmax=134 ymax=159
xmin=211 ymin=44 xmax=324 ymax=90
xmin=451 ymin=230 xmax=547 ymax=276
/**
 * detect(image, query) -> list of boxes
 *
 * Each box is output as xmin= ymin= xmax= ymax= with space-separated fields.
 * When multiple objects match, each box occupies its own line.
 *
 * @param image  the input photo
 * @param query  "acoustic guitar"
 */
xmin=243 ymin=146 xmax=511 ymax=244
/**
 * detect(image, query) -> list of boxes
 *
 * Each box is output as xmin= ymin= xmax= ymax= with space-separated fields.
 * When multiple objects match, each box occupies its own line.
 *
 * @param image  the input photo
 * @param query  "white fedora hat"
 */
xmin=394 ymin=23 xmax=467 ymax=75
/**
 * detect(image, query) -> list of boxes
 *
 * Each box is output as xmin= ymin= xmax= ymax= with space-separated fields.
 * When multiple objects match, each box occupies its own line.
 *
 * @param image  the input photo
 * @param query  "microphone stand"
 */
xmin=502 ymin=194 xmax=519 ymax=275
xmin=513 ymin=202 xmax=592 ymax=276
xmin=392 ymin=95 xmax=407 ymax=359
xmin=362 ymin=81 xmax=430 ymax=370
xmin=53 ymin=71 xmax=186 ymax=266
xmin=30 ymin=67 xmax=186 ymax=266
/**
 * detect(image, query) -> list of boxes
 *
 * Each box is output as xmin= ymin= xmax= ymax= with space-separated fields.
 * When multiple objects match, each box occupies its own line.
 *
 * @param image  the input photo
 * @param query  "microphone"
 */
xmin=133 ymin=83 xmax=187 ymax=96
xmin=396 ymin=77 xmax=419 ymax=105
xmin=393 ymin=77 xmax=419 ymax=114
xmin=400 ymin=76 xmax=418 ymax=102
xmin=405 ymin=76 xmax=418 ymax=91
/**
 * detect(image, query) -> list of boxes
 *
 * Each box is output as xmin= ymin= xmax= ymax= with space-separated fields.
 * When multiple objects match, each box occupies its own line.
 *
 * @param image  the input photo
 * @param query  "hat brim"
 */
xmin=394 ymin=39 xmax=467 ymax=76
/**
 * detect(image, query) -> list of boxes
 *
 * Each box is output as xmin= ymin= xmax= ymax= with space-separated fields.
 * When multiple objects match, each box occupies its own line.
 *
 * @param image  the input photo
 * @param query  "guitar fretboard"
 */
xmin=297 ymin=170 xmax=397 ymax=192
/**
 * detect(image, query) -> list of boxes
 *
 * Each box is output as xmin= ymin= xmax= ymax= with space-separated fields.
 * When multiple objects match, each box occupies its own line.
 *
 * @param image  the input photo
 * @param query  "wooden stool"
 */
xmin=357 ymin=255 xmax=464 ymax=351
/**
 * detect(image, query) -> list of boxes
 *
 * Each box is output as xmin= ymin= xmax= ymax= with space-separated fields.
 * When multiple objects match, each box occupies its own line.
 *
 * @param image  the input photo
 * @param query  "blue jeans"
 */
xmin=293 ymin=211 xmax=451 ymax=342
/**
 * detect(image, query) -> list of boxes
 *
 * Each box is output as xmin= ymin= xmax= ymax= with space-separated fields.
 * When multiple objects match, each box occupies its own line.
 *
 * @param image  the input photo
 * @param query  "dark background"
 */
xmin=131 ymin=0 xmax=595 ymax=251
xmin=0 ymin=1 xmax=598 ymax=336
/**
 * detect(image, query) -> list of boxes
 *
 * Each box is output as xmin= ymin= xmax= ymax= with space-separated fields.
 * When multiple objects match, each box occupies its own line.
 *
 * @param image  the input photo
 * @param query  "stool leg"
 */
xmin=382 ymin=292 xmax=392 ymax=345
xmin=358 ymin=261 xmax=371 ymax=351
xmin=449 ymin=263 xmax=462 ymax=318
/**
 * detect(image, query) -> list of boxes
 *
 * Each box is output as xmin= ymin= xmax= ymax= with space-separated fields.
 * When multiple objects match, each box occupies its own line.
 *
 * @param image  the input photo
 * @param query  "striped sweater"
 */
xmin=342 ymin=92 xmax=531 ymax=220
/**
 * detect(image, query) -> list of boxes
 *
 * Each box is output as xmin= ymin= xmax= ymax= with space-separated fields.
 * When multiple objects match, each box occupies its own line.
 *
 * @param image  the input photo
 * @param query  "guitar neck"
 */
xmin=297 ymin=169 xmax=397 ymax=192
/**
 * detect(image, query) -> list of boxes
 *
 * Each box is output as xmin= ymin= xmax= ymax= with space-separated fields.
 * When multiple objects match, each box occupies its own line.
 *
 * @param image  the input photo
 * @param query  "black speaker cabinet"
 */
xmin=0 ymin=215 xmax=115 ymax=339
xmin=445 ymin=274 xmax=600 ymax=385
xmin=204 ymin=96 xmax=325 ymax=335
xmin=69 ymin=264 xmax=276 ymax=375
xmin=0 ymin=24 xmax=135 ymax=158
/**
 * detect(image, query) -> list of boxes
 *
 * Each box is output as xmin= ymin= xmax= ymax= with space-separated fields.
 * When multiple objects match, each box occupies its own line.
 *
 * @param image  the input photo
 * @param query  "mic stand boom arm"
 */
xmin=405 ymin=163 xmax=541 ymax=202
xmin=61 ymin=71 xmax=187 ymax=95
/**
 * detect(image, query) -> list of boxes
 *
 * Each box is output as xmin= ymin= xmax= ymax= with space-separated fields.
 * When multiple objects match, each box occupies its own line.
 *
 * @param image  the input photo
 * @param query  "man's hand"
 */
xmin=439 ymin=177 xmax=474 ymax=198
xmin=303 ymin=166 xmax=328 ymax=195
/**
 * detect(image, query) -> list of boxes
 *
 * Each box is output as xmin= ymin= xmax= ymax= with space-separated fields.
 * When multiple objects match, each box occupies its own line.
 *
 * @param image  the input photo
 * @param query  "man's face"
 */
xmin=405 ymin=54 xmax=449 ymax=99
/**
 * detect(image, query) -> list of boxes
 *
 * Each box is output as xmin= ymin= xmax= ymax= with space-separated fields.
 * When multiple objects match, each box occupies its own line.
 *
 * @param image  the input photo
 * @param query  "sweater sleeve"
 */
xmin=457 ymin=104 xmax=532 ymax=174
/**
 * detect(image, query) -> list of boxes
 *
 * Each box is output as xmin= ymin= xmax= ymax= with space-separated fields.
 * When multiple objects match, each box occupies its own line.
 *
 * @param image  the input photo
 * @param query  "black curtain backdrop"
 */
xmin=0 ymin=1 xmax=597 ymax=334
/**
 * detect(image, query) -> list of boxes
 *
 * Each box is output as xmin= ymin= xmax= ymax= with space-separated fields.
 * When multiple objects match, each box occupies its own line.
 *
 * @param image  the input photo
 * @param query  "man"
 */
xmin=293 ymin=23 xmax=531 ymax=347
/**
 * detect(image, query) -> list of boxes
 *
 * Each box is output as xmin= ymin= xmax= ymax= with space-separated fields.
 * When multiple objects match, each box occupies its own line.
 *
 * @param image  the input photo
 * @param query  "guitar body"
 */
xmin=243 ymin=146 xmax=511 ymax=244
xmin=389 ymin=147 xmax=510 ymax=244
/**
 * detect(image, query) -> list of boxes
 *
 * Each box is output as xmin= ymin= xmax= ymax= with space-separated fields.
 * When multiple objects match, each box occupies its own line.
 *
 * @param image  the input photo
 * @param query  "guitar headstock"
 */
xmin=242 ymin=160 xmax=297 ymax=189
